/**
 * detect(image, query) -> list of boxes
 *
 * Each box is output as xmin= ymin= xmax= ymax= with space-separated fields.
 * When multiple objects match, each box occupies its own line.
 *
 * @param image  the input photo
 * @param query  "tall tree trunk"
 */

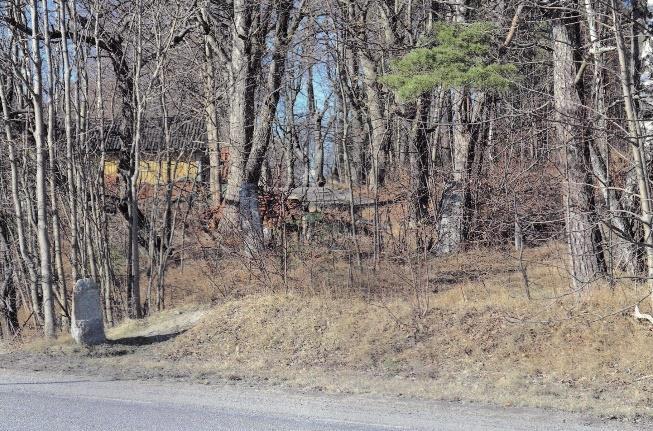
xmin=307 ymin=65 xmax=326 ymax=186
xmin=30 ymin=0 xmax=55 ymax=338
xmin=612 ymin=0 xmax=653 ymax=303
xmin=93 ymin=3 xmax=114 ymax=326
xmin=434 ymin=89 xmax=472 ymax=255
xmin=583 ymin=0 xmax=637 ymax=275
xmin=45 ymin=2 xmax=68 ymax=325
xmin=285 ymin=82 xmax=298 ymax=189
xmin=433 ymin=1 xmax=471 ymax=255
xmin=359 ymin=46 xmax=386 ymax=190
xmin=0 ymin=76 xmax=40 ymax=324
xmin=129 ymin=2 xmax=144 ymax=319
xmin=58 ymin=0 xmax=80 ymax=287
xmin=640 ymin=1 xmax=653 ymax=162
xmin=338 ymin=36 xmax=366 ymax=185
xmin=551 ymin=6 xmax=605 ymax=291
xmin=222 ymin=0 xmax=300 ymax=253
xmin=222 ymin=0 xmax=254 ymax=227
xmin=203 ymin=35 xmax=222 ymax=204
xmin=240 ymin=0 xmax=296 ymax=251
xmin=409 ymin=95 xmax=431 ymax=235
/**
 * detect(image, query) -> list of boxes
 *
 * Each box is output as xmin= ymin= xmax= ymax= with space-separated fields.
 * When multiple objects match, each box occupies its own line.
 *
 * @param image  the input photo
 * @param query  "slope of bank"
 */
xmin=161 ymin=291 xmax=653 ymax=418
xmin=2 ymin=286 xmax=653 ymax=421
xmin=3 ymin=245 xmax=653 ymax=420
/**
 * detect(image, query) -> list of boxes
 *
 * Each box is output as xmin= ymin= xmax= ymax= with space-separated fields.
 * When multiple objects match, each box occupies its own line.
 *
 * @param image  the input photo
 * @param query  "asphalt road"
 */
xmin=0 ymin=369 xmax=642 ymax=431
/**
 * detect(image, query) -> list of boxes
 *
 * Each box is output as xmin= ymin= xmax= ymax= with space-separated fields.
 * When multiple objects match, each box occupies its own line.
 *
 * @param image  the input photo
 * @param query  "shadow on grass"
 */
xmin=107 ymin=330 xmax=186 ymax=347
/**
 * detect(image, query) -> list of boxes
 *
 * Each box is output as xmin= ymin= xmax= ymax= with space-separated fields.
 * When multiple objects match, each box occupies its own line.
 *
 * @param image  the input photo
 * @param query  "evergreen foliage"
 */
xmin=382 ymin=22 xmax=516 ymax=100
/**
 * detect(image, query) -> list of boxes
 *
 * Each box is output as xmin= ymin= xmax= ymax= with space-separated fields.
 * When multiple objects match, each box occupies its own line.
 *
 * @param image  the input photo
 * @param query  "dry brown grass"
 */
xmin=9 ymin=241 xmax=653 ymax=418
xmin=154 ymin=242 xmax=653 ymax=417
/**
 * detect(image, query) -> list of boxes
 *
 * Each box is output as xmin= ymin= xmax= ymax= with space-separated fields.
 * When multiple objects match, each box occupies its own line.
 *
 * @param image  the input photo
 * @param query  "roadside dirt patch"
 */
xmin=0 ymin=305 xmax=209 ymax=381
xmin=107 ymin=305 xmax=208 ymax=342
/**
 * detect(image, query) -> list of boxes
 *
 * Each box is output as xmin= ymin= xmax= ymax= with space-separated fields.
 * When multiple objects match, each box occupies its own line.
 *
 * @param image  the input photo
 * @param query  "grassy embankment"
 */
xmin=7 ymin=242 xmax=653 ymax=418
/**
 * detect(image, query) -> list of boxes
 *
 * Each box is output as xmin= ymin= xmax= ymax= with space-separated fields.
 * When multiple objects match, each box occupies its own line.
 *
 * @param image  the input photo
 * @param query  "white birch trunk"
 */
xmin=44 ymin=2 xmax=68 ymax=324
xmin=30 ymin=0 xmax=55 ymax=338
xmin=612 ymin=0 xmax=653 ymax=308
xmin=640 ymin=1 xmax=653 ymax=161
xmin=0 ymin=76 xmax=41 ymax=323
xmin=583 ymin=0 xmax=637 ymax=274
xmin=58 ymin=0 xmax=80 ymax=284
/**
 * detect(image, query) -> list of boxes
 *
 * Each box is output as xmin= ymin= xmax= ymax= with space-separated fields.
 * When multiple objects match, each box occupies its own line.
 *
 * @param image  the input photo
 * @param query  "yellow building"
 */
xmin=101 ymin=117 xmax=208 ymax=185
xmin=103 ymin=159 xmax=201 ymax=185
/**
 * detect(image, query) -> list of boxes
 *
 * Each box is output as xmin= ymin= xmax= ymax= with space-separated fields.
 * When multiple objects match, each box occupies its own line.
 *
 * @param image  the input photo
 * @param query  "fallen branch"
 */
xmin=634 ymin=305 xmax=653 ymax=324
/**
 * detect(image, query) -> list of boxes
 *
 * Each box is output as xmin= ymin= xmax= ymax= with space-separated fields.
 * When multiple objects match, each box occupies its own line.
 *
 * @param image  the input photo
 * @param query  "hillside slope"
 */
xmin=3 ymin=245 xmax=653 ymax=419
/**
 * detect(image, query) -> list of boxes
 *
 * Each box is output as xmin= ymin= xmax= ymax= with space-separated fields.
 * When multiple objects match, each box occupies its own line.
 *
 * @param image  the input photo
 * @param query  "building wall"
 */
xmin=104 ymin=159 xmax=201 ymax=185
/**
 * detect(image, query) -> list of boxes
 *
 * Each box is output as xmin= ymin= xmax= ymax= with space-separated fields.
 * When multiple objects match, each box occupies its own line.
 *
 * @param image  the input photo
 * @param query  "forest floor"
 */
xmin=2 ymin=243 xmax=653 ymax=423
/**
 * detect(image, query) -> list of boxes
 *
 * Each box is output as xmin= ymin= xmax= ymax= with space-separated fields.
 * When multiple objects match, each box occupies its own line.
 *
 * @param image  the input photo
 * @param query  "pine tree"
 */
xmin=382 ymin=22 xmax=515 ymax=99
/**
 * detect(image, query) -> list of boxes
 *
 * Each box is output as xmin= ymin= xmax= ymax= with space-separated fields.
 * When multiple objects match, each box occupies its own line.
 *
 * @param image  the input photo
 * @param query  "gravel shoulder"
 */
xmin=0 ymin=368 xmax=646 ymax=431
xmin=3 ymin=299 xmax=652 ymax=429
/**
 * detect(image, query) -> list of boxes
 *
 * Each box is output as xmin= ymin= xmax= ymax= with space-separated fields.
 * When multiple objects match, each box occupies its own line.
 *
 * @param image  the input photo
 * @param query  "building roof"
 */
xmin=1 ymin=115 xmax=208 ymax=154
xmin=90 ymin=117 xmax=207 ymax=153
xmin=288 ymin=186 xmax=377 ymax=208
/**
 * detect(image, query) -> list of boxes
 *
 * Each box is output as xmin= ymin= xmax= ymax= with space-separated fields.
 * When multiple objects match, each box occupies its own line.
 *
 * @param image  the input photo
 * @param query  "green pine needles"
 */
xmin=382 ymin=22 xmax=516 ymax=100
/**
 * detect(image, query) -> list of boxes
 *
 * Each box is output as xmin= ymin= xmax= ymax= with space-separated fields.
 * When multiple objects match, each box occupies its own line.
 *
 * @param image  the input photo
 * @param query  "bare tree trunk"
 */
xmin=338 ymin=23 xmax=367 ymax=185
xmin=583 ymin=0 xmax=637 ymax=275
xmin=92 ymin=0 xmax=114 ymax=325
xmin=59 ymin=0 xmax=80 ymax=285
xmin=410 ymin=95 xmax=431 ymax=246
xmin=241 ymin=0 xmax=298 ymax=250
xmin=359 ymin=47 xmax=386 ymax=190
xmin=640 ymin=1 xmax=653 ymax=162
xmin=30 ymin=0 xmax=55 ymax=338
xmin=0 ymin=222 xmax=18 ymax=338
xmin=44 ymin=2 xmax=68 ymax=325
xmin=612 ymin=0 xmax=653 ymax=302
xmin=552 ymin=7 xmax=605 ymax=291
xmin=301 ymin=139 xmax=311 ymax=187
xmin=222 ymin=0 xmax=301 ymax=253
xmin=337 ymin=62 xmax=362 ymax=265
xmin=433 ymin=87 xmax=472 ymax=255
xmin=203 ymin=35 xmax=222 ymax=204
xmin=129 ymin=1 xmax=144 ymax=319
xmin=0 ymin=76 xmax=40 ymax=324
xmin=284 ymin=82 xmax=298 ymax=190
xmin=222 ymin=0 xmax=254 ymax=227
xmin=307 ymin=65 xmax=326 ymax=187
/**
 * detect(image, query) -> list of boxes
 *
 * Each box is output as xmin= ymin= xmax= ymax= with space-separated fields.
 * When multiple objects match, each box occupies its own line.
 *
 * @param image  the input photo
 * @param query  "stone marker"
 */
xmin=71 ymin=278 xmax=105 ymax=345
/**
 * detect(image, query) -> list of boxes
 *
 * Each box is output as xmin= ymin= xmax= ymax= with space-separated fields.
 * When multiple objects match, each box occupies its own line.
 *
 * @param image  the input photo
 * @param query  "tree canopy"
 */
xmin=382 ymin=22 xmax=516 ymax=100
